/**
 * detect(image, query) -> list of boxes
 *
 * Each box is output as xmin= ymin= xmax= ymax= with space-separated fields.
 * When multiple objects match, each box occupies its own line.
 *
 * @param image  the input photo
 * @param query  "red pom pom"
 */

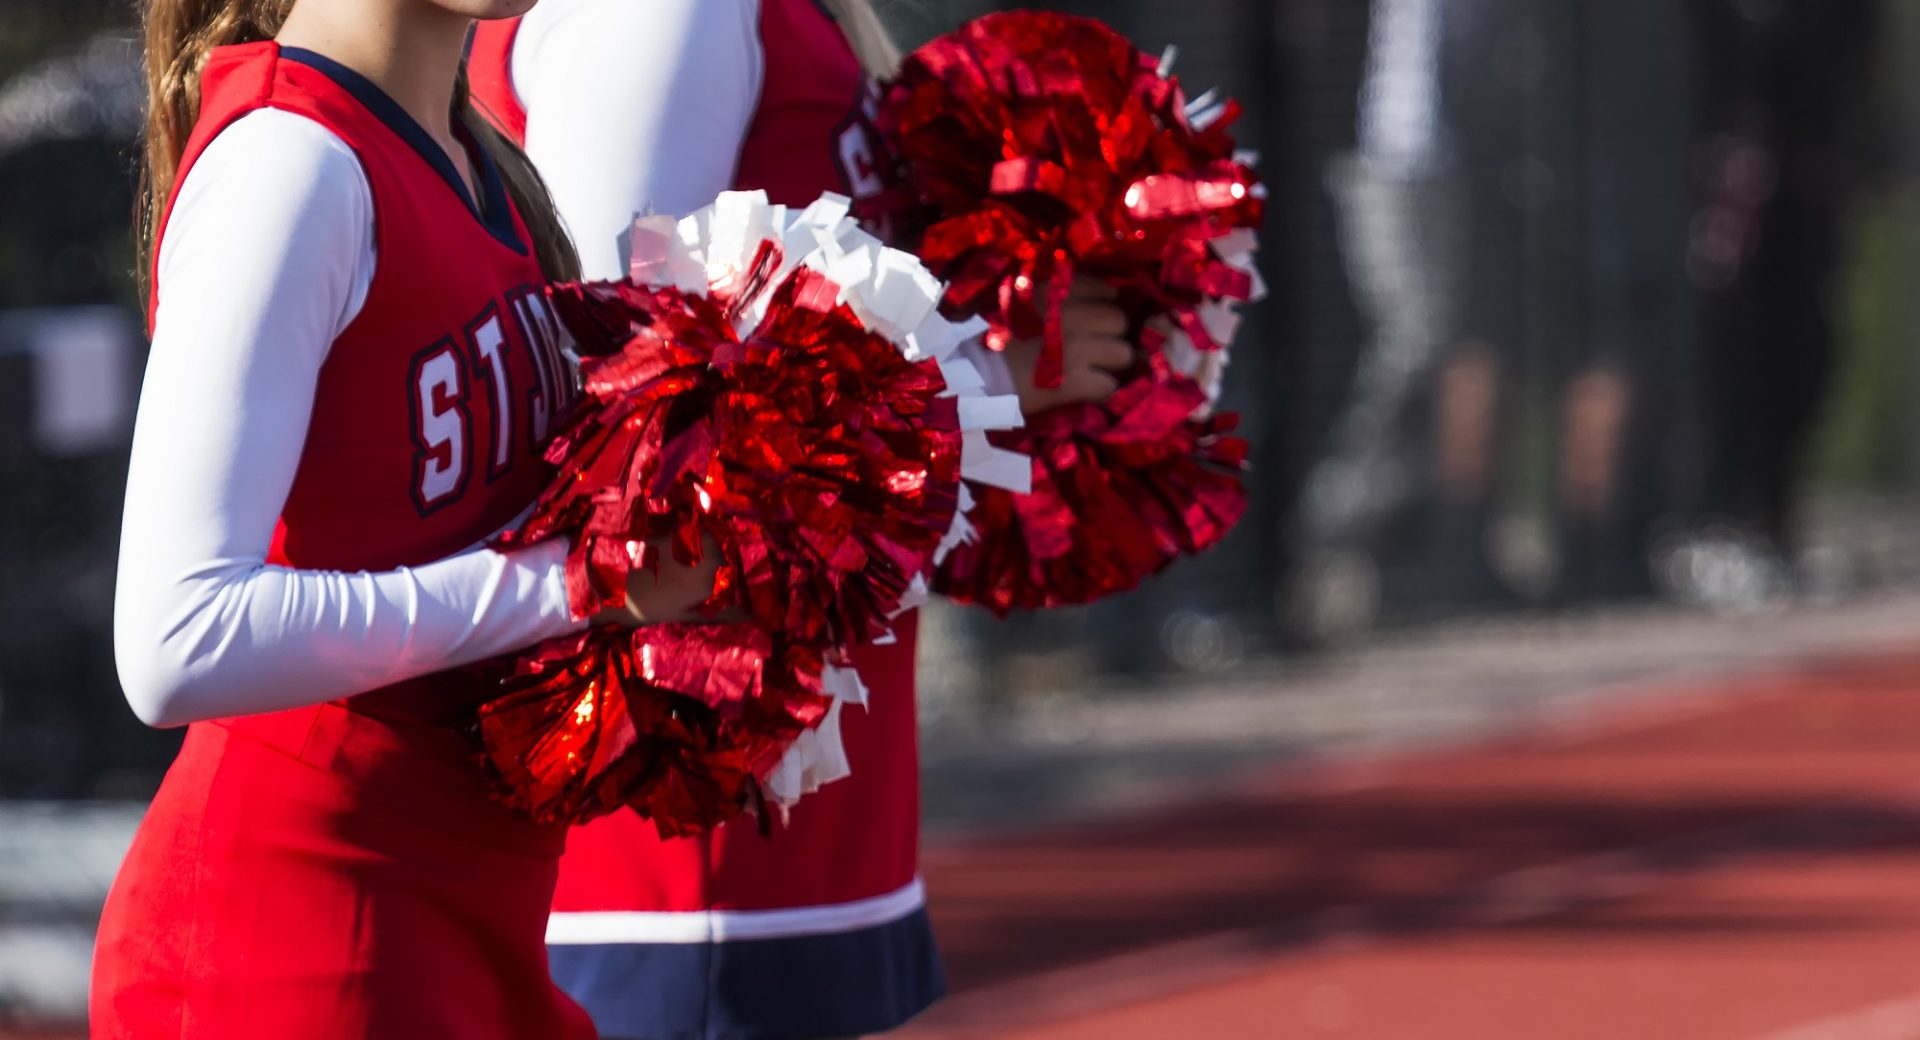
xmin=498 ymin=259 xmax=965 ymax=652
xmin=935 ymin=350 xmax=1248 ymax=614
xmin=873 ymin=10 xmax=1264 ymax=388
xmin=474 ymin=191 xmax=1022 ymax=834
xmin=873 ymin=11 xmax=1263 ymax=611
xmin=475 ymin=624 xmax=834 ymax=834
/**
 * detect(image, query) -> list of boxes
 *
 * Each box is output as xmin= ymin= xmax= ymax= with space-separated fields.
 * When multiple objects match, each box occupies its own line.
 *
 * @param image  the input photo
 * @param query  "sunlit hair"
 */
xmin=139 ymin=0 xmax=579 ymax=311
xmin=821 ymin=0 xmax=903 ymax=77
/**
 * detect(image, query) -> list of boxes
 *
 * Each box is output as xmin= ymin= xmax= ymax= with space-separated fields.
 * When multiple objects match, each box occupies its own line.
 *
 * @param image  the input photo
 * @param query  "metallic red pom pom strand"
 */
xmin=478 ymin=245 xmax=971 ymax=832
xmin=934 ymin=350 xmax=1249 ymax=615
xmin=475 ymin=624 xmax=833 ymax=835
xmin=871 ymin=9 xmax=1265 ymax=388
xmin=498 ymin=267 xmax=966 ymax=652
xmin=871 ymin=11 xmax=1262 ymax=612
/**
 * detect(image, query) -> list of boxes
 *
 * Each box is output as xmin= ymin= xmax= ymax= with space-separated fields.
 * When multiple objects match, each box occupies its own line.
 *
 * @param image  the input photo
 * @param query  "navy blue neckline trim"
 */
xmin=278 ymin=46 xmax=527 ymax=256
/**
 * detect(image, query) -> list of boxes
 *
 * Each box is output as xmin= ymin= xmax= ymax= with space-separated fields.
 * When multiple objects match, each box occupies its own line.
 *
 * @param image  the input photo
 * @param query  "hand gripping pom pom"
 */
xmin=871 ymin=10 xmax=1266 ymax=392
xmin=478 ymin=191 xmax=1025 ymax=832
xmin=870 ymin=12 xmax=1264 ymax=611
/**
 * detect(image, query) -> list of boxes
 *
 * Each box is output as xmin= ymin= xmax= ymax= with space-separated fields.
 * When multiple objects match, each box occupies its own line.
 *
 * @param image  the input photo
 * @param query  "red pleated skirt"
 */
xmin=90 ymin=699 xmax=597 ymax=1040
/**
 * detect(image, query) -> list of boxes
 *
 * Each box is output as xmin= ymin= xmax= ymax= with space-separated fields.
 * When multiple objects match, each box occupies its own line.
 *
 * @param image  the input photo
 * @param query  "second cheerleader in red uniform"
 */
xmin=470 ymin=2 xmax=1134 ymax=1037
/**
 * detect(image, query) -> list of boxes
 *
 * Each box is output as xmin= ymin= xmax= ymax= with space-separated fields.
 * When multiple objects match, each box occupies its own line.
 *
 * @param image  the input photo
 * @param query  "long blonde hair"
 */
xmin=140 ymin=0 xmax=578 ymax=310
xmin=821 ymin=0 xmax=903 ymax=78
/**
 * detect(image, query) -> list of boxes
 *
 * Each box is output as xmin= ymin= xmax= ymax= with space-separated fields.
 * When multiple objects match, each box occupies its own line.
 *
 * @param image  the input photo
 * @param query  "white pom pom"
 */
xmin=936 ymin=482 xmax=979 ymax=564
xmin=912 ymin=313 xmax=990 ymax=364
xmin=1212 ymin=228 xmax=1259 ymax=278
xmin=963 ymin=429 xmax=1034 ymax=494
xmin=763 ymin=699 xmax=852 ymax=807
xmin=958 ymin=393 xmax=1024 ymax=434
xmin=1162 ymin=223 xmax=1263 ymax=416
xmin=894 ymin=575 xmax=931 ymax=617
xmin=628 ymin=213 xmax=708 ymax=294
xmin=704 ymin=190 xmax=783 ymax=277
xmin=761 ymin=662 xmax=870 ymax=806
xmin=821 ymin=661 xmax=869 ymax=708
xmin=1185 ymin=88 xmax=1228 ymax=131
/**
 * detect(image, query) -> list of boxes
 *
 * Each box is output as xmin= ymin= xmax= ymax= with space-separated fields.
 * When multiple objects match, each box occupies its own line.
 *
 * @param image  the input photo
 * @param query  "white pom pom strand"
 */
xmin=763 ymin=699 xmax=851 ymax=807
xmin=1163 ymin=219 xmax=1265 ymax=417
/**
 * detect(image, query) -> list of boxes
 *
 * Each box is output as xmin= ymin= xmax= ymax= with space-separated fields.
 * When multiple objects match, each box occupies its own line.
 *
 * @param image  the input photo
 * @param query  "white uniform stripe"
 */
xmin=546 ymin=877 xmax=927 ymax=945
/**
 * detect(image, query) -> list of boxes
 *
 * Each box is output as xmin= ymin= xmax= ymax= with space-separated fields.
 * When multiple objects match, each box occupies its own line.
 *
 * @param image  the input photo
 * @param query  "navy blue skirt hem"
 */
xmin=549 ymin=907 xmax=945 ymax=1040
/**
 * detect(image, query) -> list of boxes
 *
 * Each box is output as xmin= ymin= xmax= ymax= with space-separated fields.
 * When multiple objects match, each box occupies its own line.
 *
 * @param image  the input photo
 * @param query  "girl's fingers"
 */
xmin=1060 ymin=366 xmax=1120 ymax=404
xmin=624 ymin=537 xmax=725 ymax=623
xmin=1075 ymin=334 xmax=1135 ymax=373
xmin=1019 ymin=363 xmax=1122 ymax=416
xmin=1062 ymin=299 xmax=1129 ymax=337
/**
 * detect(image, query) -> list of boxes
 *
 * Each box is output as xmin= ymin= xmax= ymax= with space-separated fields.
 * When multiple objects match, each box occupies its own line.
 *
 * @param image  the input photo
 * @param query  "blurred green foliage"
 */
xmin=1812 ymin=190 xmax=1920 ymax=490
xmin=1808 ymin=0 xmax=1920 ymax=491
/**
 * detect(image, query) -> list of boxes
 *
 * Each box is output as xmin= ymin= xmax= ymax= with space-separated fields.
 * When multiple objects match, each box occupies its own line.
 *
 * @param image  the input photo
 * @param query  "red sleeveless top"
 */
xmin=469 ymin=0 xmax=893 ymax=213
xmin=467 ymin=11 xmax=948 ymax=1037
xmin=93 ymin=43 xmax=596 ymax=1040
xmin=468 ymin=0 xmax=924 ymax=913
xmin=160 ymin=41 xmax=570 ymax=580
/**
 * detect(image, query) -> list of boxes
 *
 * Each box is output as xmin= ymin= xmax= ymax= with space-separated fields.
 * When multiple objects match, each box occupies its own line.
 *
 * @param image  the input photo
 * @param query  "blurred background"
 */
xmin=8 ymin=0 xmax=1920 ymax=1036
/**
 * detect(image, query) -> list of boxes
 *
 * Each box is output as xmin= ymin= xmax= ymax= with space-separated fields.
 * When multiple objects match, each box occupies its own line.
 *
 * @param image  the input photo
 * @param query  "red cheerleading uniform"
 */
xmin=91 ymin=43 xmax=594 ymax=1040
xmin=470 ymin=3 xmax=945 ymax=1037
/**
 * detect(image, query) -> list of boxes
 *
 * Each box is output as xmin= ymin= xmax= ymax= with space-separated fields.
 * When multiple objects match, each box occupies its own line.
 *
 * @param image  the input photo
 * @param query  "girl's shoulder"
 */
xmin=161 ymin=107 xmax=371 ymax=273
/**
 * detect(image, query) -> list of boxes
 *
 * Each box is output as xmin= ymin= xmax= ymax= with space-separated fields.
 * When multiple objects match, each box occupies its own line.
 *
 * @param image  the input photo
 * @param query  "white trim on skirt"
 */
xmin=545 ymin=876 xmax=928 ymax=945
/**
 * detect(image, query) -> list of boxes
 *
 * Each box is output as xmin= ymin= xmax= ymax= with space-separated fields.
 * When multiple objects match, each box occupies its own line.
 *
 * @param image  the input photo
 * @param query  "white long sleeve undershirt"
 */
xmin=516 ymin=0 xmax=766 ymax=281
xmin=511 ymin=0 xmax=1014 ymax=392
xmin=115 ymin=107 xmax=583 ymax=730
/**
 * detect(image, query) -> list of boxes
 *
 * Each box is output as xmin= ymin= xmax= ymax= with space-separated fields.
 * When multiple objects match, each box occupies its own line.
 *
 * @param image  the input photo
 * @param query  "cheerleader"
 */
xmin=467 ymin=2 xmax=1132 ymax=1037
xmin=92 ymin=0 xmax=715 ymax=1035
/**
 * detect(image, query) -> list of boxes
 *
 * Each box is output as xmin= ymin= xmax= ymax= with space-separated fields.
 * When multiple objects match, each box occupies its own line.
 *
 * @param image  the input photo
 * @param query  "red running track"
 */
xmin=16 ymin=650 xmax=1920 ymax=1039
xmin=901 ymin=650 xmax=1920 ymax=1040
